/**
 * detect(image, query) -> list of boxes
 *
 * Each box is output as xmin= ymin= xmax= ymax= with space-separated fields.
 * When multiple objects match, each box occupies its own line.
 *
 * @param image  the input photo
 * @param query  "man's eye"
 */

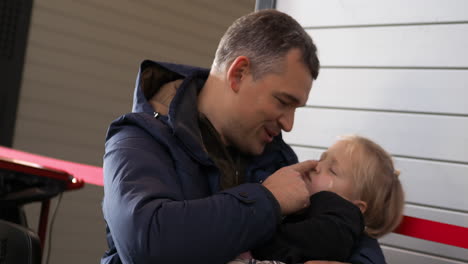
xmin=276 ymin=97 xmax=288 ymax=106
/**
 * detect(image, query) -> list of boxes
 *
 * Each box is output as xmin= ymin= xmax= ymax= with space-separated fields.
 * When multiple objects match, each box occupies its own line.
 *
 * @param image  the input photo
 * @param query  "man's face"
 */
xmin=225 ymin=49 xmax=313 ymax=155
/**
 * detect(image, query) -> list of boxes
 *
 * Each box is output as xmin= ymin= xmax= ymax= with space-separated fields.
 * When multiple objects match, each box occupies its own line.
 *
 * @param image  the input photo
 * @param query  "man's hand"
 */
xmin=262 ymin=160 xmax=317 ymax=215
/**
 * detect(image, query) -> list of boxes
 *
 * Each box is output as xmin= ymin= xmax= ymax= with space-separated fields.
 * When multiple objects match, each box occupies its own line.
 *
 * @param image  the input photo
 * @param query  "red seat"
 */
xmin=0 ymin=151 xmax=85 ymax=253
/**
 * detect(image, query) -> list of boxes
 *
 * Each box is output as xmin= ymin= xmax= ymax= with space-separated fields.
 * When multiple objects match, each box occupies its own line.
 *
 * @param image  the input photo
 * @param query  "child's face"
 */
xmin=306 ymin=140 xmax=356 ymax=200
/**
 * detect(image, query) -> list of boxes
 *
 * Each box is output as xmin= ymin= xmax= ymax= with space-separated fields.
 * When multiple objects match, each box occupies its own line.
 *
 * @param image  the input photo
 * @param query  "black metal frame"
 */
xmin=0 ymin=0 xmax=33 ymax=147
xmin=255 ymin=0 xmax=276 ymax=11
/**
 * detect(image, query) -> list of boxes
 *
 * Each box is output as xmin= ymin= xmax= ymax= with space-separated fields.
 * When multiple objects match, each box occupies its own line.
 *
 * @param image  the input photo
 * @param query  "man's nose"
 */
xmin=278 ymin=109 xmax=295 ymax=132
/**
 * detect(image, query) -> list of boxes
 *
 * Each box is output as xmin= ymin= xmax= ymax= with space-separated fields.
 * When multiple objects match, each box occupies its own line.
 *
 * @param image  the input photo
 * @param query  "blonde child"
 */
xmin=231 ymin=135 xmax=405 ymax=264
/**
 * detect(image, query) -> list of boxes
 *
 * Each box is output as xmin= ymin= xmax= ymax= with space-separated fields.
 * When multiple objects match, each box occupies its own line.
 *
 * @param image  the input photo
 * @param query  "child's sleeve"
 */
xmin=252 ymin=191 xmax=364 ymax=264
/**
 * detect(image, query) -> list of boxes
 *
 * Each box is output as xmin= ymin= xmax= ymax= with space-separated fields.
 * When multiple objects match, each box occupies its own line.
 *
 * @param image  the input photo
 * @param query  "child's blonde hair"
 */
xmin=339 ymin=135 xmax=405 ymax=238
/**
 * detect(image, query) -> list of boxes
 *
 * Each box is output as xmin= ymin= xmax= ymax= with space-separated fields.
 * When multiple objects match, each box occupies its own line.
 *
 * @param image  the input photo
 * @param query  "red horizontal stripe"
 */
xmin=394 ymin=216 xmax=468 ymax=249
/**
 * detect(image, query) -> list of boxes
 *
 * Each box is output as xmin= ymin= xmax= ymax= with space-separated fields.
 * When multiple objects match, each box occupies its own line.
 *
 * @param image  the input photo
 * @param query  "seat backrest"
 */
xmin=0 ymin=219 xmax=41 ymax=264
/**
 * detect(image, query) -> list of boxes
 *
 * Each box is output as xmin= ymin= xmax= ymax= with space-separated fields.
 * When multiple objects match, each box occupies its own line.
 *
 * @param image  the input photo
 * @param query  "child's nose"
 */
xmin=315 ymin=162 xmax=322 ymax=174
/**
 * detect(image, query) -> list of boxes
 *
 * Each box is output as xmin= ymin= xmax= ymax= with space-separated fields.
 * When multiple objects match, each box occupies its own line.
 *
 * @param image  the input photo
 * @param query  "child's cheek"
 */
xmin=311 ymin=175 xmax=334 ymax=194
xmin=327 ymin=178 xmax=334 ymax=189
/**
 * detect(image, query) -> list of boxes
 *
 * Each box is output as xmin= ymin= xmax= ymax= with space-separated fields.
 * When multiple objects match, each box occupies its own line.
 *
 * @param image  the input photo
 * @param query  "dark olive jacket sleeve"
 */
xmin=252 ymin=191 xmax=364 ymax=264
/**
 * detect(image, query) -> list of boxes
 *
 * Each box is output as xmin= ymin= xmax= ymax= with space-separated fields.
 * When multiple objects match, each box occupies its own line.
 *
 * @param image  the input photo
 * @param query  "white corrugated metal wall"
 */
xmin=14 ymin=0 xmax=254 ymax=263
xmin=277 ymin=0 xmax=468 ymax=263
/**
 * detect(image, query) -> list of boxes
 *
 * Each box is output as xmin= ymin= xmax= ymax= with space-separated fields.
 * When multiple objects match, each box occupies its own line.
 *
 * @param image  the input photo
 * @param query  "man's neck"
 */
xmin=197 ymin=73 xmax=229 ymax=146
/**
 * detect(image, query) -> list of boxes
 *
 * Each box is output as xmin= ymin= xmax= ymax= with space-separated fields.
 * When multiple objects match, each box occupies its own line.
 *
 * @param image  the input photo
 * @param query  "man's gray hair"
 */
xmin=212 ymin=9 xmax=319 ymax=80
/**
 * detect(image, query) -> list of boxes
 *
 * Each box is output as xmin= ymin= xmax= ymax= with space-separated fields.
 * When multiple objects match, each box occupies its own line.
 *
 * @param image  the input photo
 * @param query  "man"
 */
xmin=102 ymin=10 xmax=384 ymax=264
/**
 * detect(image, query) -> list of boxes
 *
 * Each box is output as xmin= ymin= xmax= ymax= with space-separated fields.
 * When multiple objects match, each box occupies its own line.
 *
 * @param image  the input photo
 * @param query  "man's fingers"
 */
xmin=290 ymin=160 xmax=318 ymax=174
xmin=301 ymin=171 xmax=313 ymax=194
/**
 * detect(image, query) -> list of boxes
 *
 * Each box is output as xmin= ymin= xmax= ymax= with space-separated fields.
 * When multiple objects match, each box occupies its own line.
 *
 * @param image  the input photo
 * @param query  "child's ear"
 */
xmin=352 ymin=200 xmax=367 ymax=214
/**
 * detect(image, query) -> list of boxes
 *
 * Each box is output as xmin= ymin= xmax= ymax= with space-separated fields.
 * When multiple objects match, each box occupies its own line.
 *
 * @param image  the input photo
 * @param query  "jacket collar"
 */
xmin=132 ymin=60 xmax=207 ymax=114
xmin=132 ymin=60 xmax=211 ymax=164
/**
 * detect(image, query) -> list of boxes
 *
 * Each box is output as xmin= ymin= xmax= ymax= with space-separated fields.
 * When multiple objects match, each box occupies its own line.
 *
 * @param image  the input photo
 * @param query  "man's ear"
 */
xmin=352 ymin=200 xmax=367 ymax=214
xmin=226 ymin=56 xmax=250 ymax=93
